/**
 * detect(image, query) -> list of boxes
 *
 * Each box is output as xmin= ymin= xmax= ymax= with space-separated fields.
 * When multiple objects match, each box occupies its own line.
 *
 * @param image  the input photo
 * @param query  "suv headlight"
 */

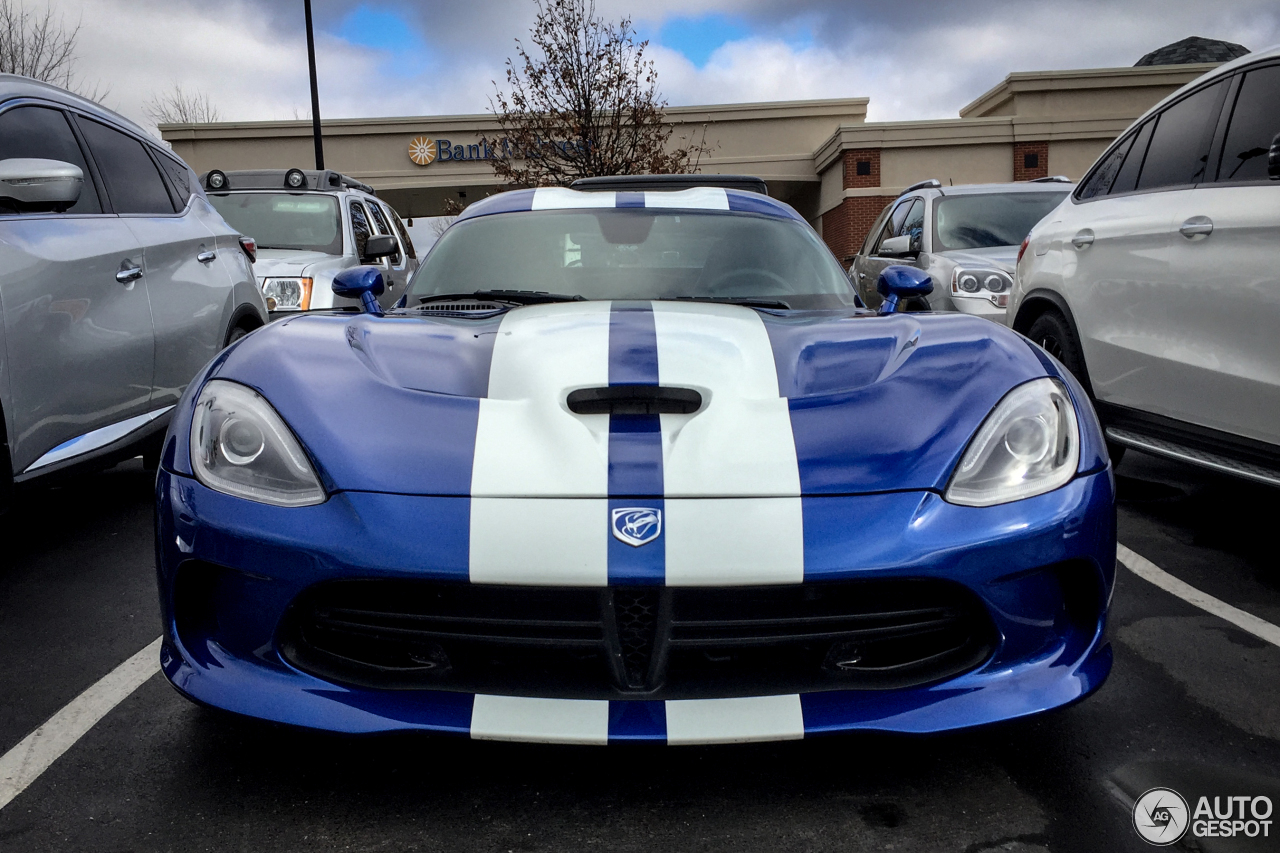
xmin=945 ymin=378 xmax=1079 ymax=507
xmin=261 ymin=276 xmax=313 ymax=311
xmin=952 ymin=268 xmax=1012 ymax=306
xmin=190 ymin=380 xmax=325 ymax=507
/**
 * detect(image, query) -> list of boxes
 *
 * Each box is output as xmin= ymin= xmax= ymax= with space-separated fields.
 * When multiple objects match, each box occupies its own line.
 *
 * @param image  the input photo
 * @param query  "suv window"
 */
xmin=387 ymin=205 xmax=417 ymax=260
xmin=873 ymin=198 xmax=914 ymax=255
xmin=900 ymin=198 xmax=925 ymax=252
xmin=365 ymin=202 xmax=402 ymax=264
xmin=1135 ymin=80 xmax=1227 ymax=191
xmin=1110 ymin=120 xmax=1155 ymax=196
xmin=349 ymin=200 xmax=371 ymax=259
xmin=77 ymin=118 xmax=175 ymax=214
xmin=0 ymin=105 xmax=101 ymax=214
xmin=860 ymin=202 xmax=893 ymax=256
xmin=1216 ymin=64 xmax=1280 ymax=183
xmin=155 ymin=154 xmax=193 ymax=208
xmin=1077 ymin=134 xmax=1134 ymax=200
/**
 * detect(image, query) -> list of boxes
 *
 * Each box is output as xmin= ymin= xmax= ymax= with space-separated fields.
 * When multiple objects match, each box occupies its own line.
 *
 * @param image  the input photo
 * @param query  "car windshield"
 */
xmin=932 ymin=192 xmax=1068 ymax=252
xmin=406 ymin=209 xmax=858 ymax=309
xmin=208 ymin=192 xmax=343 ymax=255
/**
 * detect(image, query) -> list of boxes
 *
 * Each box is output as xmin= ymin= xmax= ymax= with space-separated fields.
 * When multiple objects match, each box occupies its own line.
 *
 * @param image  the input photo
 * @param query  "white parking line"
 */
xmin=1118 ymin=544 xmax=1280 ymax=649
xmin=0 ymin=636 xmax=161 ymax=811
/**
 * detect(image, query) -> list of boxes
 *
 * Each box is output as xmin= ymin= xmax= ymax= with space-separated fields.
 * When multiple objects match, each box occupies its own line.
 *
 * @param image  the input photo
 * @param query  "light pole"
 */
xmin=304 ymin=0 xmax=324 ymax=170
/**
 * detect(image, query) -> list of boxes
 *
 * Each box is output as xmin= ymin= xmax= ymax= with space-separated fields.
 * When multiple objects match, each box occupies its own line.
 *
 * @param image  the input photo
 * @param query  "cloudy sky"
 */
xmin=50 ymin=0 xmax=1280 ymax=134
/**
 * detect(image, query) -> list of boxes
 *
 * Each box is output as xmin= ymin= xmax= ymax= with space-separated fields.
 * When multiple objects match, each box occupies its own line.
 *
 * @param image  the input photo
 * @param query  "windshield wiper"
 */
xmin=417 ymin=290 xmax=587 ymax=306
xmin=660 ymin=296 xmax=791 ymax=310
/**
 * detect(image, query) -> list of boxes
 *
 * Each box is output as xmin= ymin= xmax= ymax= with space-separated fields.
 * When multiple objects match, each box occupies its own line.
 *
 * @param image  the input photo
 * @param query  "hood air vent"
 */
xmin=567 ymin=386 xmax=702 ymax=416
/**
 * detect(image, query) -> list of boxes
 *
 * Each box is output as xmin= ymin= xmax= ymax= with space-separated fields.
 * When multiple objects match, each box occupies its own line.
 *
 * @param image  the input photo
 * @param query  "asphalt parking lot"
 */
xmin=0 ymin=452 xmax=1278 ymax=853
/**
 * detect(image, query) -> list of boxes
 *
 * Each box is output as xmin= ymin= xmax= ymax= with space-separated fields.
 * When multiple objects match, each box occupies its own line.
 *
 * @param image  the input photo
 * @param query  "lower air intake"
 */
xmin=280 ymin=578 xmax=997 ymax=700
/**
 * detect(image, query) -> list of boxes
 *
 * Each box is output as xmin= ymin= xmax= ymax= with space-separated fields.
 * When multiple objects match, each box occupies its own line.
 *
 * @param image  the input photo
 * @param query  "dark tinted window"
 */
xmin=1111 ymin=120 xmax=1154 ymax=196
xmin=1136 ymin=81 xmax=1226 ymax=191
xmin=1077 ymin=135 xmax=1133 ymax=200
xmin=366 ymin=202 xmax=402 ymax=264
xmin=1216 ymin=65 xmax=1280 ymax=183
xmin=78 ymin=118 xmax=175 ymax=214
xmin=0 ymin=106 xmax=101 ymax=214
xmin=350 ymin=200 xmax=371 ymax=258
xmin=155 ymin=154 xmax=193 ymax=207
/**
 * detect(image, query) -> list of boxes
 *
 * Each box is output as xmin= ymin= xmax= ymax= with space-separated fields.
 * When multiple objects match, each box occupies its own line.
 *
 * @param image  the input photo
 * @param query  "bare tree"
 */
xmin=0 ymin=0 xmax=106 ymax=100
xmin=430 ymin=198 xmax=465 ymax=237
xmin=484 ymin=0 xmax=707 ymax=186
xmin=146 ymin=83 xmax=220 ymax=125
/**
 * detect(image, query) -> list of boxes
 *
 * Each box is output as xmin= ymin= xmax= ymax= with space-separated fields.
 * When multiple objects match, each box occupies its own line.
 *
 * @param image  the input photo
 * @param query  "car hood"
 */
xmin=932 ymin=246 xmax=1019 ymax=272
xmin=251 ymin=249 xmax=339 ymax=279
xmin=204 ymin=301 xmax=1054 ymax=497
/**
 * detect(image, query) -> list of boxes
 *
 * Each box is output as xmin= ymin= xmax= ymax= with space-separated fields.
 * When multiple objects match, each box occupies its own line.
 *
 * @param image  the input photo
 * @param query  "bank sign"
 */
xmin=409 ymin=135 xmax=514 ymax=166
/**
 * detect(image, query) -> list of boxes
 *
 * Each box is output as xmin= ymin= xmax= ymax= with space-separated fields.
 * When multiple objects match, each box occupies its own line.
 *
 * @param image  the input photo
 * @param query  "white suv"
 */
xmin=1010 ymin=46 xmax=1280 ymax=485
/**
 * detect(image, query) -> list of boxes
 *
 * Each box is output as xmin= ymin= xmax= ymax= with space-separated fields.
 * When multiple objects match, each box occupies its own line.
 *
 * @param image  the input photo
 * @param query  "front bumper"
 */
xmin=156 ymin=468 xmax=1115 ymax=744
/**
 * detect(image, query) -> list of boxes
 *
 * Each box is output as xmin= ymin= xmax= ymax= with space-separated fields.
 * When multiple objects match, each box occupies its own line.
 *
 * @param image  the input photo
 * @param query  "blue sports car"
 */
xmin=156 ymin=180 xmax=1115 ymax=745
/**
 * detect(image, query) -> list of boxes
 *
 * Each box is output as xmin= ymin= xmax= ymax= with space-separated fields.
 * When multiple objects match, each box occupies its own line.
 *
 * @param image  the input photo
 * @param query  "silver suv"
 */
xmin=202 ymin=169 xmax=418 ymax=313
xmin=849 ymin=179 xmax=1073 ymax=320
xmin=1012 ymin=46 xmax=1280 ymax=485
xmin=0 ymin=75 xmax=267 ymax=497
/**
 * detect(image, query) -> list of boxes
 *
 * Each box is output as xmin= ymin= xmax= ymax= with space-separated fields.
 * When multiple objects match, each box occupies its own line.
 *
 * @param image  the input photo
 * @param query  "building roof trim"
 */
xmin=958 ymin=63 xmax=1221 ymax=118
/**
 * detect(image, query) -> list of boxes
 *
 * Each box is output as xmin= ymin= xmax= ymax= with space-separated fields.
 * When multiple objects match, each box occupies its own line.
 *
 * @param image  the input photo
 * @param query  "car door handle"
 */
xmin=197 ymin=250 xmax=217 ymax=263
xmin=1071 ymin=230 xmax=1094 ymax=249
xmin=1179 ymin=216 xmax=1213 ymax=239
xmin=116 ymin=265 xmax=143 ymax=284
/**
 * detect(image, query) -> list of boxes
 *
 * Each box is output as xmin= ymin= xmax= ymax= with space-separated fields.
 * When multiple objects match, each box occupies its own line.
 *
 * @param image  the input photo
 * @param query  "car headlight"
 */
xmin=261 ymin=277 xmax=313 ymax=311
xmin=952 ymin=268 xmax=1012 ymax=295
xmin=945 ymin=378 xmax=1079 ymax=507
xmin=190 ymin=380 xmax=325 ymax=507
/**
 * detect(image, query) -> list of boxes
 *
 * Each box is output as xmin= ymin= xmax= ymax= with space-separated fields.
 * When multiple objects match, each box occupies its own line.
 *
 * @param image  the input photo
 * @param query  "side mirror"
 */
xmin=878 ymin=234 xmax=916 ymax=258
xmin=1268 ymin=132 xmax=1280 ymax=179
xmin=332 ymin=266 xmax=385 ymax=316
xmin=362 ymin=234 xmax=397 ymax=261
xmin=0 ymin=158 xmax=83 ymax=212
xmin=877 ymin=265 xmax=933 ymax=315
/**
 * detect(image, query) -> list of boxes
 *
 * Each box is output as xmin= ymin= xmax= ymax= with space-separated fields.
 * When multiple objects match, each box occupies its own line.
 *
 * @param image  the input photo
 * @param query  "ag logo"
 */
xmin=1134 ymin=788 xmax=1189 ymax=845
xmin=408 ymin=136 xmax=437 ymax=166
xmin=611 ymin=507 xmax=661 ymax=547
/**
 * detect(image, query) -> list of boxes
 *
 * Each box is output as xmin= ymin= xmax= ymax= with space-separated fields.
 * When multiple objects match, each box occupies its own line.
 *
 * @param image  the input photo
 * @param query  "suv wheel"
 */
xmin=224 ymin=325 xmax=251 ymax=348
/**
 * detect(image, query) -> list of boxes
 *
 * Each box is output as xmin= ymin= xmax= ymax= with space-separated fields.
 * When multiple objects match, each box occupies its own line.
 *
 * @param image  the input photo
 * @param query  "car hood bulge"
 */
xmin=212 ymin=302 xmax=1049 ymax=497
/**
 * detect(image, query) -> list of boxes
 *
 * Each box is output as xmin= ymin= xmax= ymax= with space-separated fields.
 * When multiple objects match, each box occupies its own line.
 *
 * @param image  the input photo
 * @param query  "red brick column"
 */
xmin=1013 ymin=141 xmax=1049 ymax=181
xmin=822 ymin=149 xmax=891 ymax=263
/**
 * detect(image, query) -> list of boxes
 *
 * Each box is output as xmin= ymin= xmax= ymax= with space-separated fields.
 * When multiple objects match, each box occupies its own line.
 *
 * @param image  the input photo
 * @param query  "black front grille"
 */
xmin=280 ymin=578 xmax=997 ymax=700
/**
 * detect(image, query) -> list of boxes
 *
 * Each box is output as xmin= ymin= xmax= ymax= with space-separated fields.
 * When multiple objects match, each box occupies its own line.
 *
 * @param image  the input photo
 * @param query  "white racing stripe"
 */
xmin=643 ymin=187 xmax=729 ymax=210
xmin=470 ymin=695 xmax=610 ymax=744
xmin=531 ymin=187 xmax=616 ymax=209
xmin=469 ymin=302 xmax=614 ymax=584
xmin=665 ymin=695 xmax=805 ymax=745
xmin=0 ymin=637 xmax=161 ymax=811
xmin=1118 ymin=543 xmax=1280 ymax=648
xmin=652 ymin=301 xmax=804 ymax=585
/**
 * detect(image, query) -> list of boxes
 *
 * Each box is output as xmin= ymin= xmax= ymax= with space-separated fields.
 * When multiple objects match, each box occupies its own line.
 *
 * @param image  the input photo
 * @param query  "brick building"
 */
xmin=165 ymin=59 xmax=1221 ymax=264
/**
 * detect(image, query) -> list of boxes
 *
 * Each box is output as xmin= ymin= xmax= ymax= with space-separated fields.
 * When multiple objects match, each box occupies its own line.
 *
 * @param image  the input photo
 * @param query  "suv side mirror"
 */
xmin=362 ymin=234 xmax=397 ymax=261
xmin=0 ymin=158 xmax=83 ymax=212
xmin=1268 ymin=132 xmax=1280 ymax=179
xmin=878 ymin=234 xmax=916 ymax=258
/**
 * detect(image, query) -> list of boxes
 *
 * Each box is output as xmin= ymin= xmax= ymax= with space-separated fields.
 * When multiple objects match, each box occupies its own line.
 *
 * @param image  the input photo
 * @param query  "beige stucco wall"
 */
xmin=1047 ymin=138 xmax=1115 ymax=181
xmin=881 ymin=143 xmax=1014 ymax=189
